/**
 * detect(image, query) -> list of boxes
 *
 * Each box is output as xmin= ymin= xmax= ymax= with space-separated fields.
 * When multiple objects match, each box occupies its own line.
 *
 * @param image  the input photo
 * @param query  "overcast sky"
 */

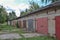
xmin=0 ymin=0 xmax=51 ymax=17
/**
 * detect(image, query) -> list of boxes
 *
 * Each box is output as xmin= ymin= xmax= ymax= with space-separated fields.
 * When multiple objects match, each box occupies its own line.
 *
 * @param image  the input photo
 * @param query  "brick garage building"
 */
xmin=8 ymin=1 xmax=60 ymax=40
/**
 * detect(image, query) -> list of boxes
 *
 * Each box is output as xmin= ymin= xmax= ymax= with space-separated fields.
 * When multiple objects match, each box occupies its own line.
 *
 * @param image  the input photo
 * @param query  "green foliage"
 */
xmin=12 ymin=11 xmax=17 ymax=18
xmin=20 ymin=10 xmax=28 ymax=16
xmin=8 ymin=11 xmax=17 ymax=20
xmin=0 ymin=23 xmax=25 ymax=34
xmin=20 ymin=1 xmax=40 ymax=16
xmin=12 ymin=36 xmax=55 ymax=40
xmin=0 ymin=24 xmax=15 ymax=31
xmin=0 ymin=6 xmax=7 ymax=23
xmin=29 ymin=1 xmax=40 ymax=11
xmin=41 ymin=0 xmax=59 ymax=4
xmin=51 ymin=0 xmax=58 ymax=2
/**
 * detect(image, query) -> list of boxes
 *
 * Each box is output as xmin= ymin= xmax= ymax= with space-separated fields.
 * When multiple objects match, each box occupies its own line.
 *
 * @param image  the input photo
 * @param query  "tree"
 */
xmin=11 ymin=11 xmax=17 ymax=19
xmin=20 ymin=1 xmax=40 ymax=16
xmin=0 ymin=6 xmax=7 ymax=23
xmin=8 ymin=11 xmax=17 ymax=20
xmin=41 ymin=0 xmax=59 ymax=4
xmin=29 ymin=1 xmax=40 ymax=12
xmin=8 ymin=12 xmax=12 ymax=20
xmin=20 ymin=9 xmax=28 ymax=16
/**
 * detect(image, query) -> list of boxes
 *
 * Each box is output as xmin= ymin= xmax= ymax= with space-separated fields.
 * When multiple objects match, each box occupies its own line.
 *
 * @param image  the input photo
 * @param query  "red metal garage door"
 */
xmin=56 ymin=16 xmax=60 ymax=40
xmin=36 ymin=17 xmax=48 ymax=34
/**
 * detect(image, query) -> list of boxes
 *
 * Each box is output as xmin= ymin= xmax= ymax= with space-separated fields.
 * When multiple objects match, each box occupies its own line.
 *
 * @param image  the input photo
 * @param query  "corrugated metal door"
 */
xmin=23 ymin=20 xmax=26 ymax=28
xmin=28 ymin=19 xmax=34 ymax=32
xmin=13 ymin=21 xmax=15 ymax=26
xmin=13 ymin=21 xmax=17 ymax=27
xmin=56 ymin=16 xmax=60 ymax=40
xmin=18 ymin=20 xmax=22 ymax=28
xmin=36 ymin=17 xmax=48 ymax=34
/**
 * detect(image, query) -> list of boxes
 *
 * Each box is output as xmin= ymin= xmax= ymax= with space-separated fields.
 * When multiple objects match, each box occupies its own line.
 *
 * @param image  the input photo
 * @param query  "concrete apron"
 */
xmin=0 ymin=33 xmax=45 ymax=39
xmin=0 ymin=33 xmax=21 ymax=40
xmin=22 ymin=33 xmax=45 ymax=38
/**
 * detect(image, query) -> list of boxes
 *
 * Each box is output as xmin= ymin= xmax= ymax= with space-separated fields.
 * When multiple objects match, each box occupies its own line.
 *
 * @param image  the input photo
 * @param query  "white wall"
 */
xmin=48 ymin=11 xmax=56 ymax=37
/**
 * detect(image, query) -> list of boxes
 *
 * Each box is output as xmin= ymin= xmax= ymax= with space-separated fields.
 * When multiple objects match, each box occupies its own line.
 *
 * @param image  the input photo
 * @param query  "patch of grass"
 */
xmin=12 ymin=29 xmax=25 ymax=37
xmin=6 ymin=36 xmax=55 ymax=40
xmin=1 ymin=36 xmax=55 ymax=40
xmin=0 ymin=24 xmax=17 ymax=31
xmin=19 ymin=36 xmax=56 ymax=40
xmin=0 ymin=24 xmax=26 ymax=35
